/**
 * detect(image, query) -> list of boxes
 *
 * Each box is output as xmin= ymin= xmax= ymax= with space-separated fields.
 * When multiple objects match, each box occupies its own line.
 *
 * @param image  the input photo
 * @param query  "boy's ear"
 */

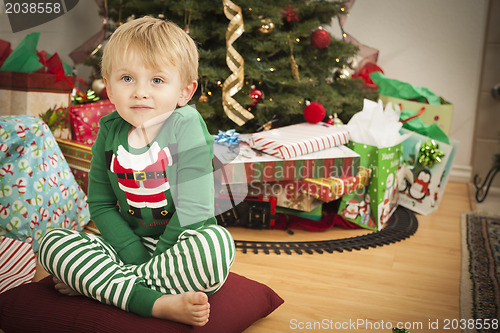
xmin=103 ymin=78 xmax=114 ymax=104
xmin=177 ymin=81 xmax=198 ymax=107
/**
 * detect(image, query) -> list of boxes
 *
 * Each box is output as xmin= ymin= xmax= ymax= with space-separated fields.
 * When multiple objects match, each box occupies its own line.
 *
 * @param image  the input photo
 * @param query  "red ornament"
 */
xmin=249 ymin=85 xmax=263 ymax=106
xmin=303 ymin=101 xmax=325 ymax=123
xmin=280 ymin=5 xmax=300 ymax=23
xmin=311 ymin=27 xmax=331 ymax=49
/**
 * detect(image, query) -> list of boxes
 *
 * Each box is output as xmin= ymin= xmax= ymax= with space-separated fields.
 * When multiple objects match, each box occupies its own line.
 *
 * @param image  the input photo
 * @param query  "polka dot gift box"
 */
xmin=69 ymin=100 xmax=115 ymax=146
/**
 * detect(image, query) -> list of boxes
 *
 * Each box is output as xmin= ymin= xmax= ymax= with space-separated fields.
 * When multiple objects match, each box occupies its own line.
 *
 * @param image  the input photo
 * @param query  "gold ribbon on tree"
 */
xmin=222 ymin=0 xmax=254 ymax=126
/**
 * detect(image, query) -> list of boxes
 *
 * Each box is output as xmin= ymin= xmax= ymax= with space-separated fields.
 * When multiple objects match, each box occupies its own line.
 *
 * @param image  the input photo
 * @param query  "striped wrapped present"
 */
xmin=0 ymin=237 xmax=36 ymax=294
xmin=249 ymin=122 xmax=350 ymax=159
xmin=214 ymin=135 xmax=360 ymax=184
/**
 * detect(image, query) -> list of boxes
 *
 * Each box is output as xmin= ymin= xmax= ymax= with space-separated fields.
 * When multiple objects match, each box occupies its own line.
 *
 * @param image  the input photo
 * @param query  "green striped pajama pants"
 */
xmin=38 ymin=224 xmax=235 ymax=317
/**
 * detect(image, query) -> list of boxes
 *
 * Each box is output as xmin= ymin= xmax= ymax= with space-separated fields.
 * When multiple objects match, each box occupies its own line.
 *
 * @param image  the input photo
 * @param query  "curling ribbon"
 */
xmin=400 ymin=106 xmax=425 ymax=123
xmin=222 ymin=0 xmax=254 ymax=126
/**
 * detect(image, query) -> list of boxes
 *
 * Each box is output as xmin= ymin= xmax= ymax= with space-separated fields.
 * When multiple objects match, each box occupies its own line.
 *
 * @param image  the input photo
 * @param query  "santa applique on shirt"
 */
xmin=108 ymin=142 xmax=174 ymax=220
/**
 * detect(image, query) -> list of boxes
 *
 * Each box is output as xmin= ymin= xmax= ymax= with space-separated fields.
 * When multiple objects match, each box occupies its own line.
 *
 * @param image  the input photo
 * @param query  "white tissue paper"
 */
xmin=347 ymin=99 xmax=410 ymax=148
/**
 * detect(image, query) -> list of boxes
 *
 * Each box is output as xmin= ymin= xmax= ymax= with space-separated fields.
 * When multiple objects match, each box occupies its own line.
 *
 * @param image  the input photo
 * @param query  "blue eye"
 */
xmin=152 ymin=77 xmax=163 ymax=84
xmin=121 ymin=75 xmax=132 ymax=83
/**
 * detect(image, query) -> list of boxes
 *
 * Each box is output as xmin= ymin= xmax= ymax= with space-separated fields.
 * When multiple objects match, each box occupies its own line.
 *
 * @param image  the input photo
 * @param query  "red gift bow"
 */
xmin=0 ymin=39 xmax=12 ymax=68
xmin=37 ymin=51 xmax=87 ymax=100
xmin=353 ymin=60 xmax=384 ymax=89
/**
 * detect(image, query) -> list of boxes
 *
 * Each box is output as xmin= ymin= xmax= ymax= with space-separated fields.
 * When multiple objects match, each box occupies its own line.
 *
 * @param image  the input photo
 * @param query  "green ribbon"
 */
xmin=418 ymin=140 xmax=444 ymax=168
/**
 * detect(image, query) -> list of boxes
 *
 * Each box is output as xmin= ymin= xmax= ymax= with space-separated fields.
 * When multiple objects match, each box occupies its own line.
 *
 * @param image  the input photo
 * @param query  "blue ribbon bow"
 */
xmin=213 ymin=129 xmax=240 ymax=147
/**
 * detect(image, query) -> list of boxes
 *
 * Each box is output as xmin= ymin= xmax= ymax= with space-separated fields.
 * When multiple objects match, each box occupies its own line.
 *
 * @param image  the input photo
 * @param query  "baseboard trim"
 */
xmin=449 ymin=164 xmax=472 ymax=183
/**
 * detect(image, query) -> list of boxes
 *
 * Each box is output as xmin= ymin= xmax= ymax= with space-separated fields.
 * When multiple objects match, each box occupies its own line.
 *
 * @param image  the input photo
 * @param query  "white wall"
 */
xmin=0 ymin=0 xmax=489 ymax=182
xmin=328 ymin=0 xmax=489 ymax=182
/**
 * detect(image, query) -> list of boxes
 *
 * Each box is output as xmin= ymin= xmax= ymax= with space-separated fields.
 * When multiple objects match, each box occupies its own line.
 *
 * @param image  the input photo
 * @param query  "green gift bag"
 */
xmin=371 ymin=72 xmax=453 ymax=135
xmin=338 ymin=141 xmax=401 ymax=230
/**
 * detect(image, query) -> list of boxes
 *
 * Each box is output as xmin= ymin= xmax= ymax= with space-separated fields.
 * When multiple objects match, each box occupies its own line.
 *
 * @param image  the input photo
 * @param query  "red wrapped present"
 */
xmin=69 ymin=100 xmax=115 ymax=145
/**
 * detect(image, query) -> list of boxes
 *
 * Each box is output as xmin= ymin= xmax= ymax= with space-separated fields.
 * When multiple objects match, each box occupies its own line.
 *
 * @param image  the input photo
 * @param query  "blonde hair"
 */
xmin=101 ymin=16 xmax=199 ymax=87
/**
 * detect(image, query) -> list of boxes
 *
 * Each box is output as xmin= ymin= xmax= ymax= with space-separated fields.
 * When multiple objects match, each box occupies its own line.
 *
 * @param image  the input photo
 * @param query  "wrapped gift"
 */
xmin=0 ymin=71 xmax=75 ymax=117
xmin=275 ymin=204 xmax=323 ymax=222
xmin=249 ymin=122 xmax=350 ymax=159
xmin=303 ymin=167 xmax=371 ymax=202
xmin=56 ymin=139 xmax=92 ymax=194
xmin=214 ymin=135 xmax=360 ymax=185
xmin=0 ymin=115 xmax=90 ymax=252
xmin=397 ymin=128 xmax=458 ymax=215
xmin=69 ymin=100 xmax=115 ymax=145
xmin=251 ymin=181 xmax=322 ymax=212
xmin=0 ymin=33 xmax=76 ymax=118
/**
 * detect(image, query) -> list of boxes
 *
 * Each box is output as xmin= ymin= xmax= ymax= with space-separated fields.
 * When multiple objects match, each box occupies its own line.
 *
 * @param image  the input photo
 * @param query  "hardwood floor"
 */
xmin=229 ymin=182 xmax=470 ymax=332
xmin=31 ymin=182 xmax=470 ymax=332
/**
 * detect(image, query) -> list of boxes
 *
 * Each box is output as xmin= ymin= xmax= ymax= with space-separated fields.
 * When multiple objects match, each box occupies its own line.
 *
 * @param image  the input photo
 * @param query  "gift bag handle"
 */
xmin=400 ymin=106 xmax=425 ymax=123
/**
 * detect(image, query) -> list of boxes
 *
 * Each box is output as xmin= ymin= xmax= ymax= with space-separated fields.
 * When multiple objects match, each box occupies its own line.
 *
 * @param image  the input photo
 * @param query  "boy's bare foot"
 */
xmin=53 ymin=277 xmax=80 ymax=296
xmin=151 ymin=291 xmax=210 ymax=326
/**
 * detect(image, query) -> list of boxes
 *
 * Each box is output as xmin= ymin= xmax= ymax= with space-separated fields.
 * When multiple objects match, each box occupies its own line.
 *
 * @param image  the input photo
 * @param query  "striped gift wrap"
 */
xmin=249 ymin=122 xmax=350 ymax=159
xmin=214 ymin=137 xmax=360 ymax=185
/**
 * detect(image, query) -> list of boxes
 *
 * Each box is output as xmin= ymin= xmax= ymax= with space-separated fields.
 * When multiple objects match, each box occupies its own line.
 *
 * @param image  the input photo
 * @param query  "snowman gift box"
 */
xmin=397 ymin=128 xmax=458 ymax=215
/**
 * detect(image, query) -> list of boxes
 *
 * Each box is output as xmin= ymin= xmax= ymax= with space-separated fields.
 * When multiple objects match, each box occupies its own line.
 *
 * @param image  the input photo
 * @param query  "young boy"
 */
xmin=38 ymin=17 xmax=235 ymax=327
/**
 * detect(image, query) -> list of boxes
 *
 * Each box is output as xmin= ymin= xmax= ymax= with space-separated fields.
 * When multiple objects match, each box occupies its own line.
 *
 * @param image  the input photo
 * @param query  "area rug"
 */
xmin=461 ymin=213 xmax=500 ymax=333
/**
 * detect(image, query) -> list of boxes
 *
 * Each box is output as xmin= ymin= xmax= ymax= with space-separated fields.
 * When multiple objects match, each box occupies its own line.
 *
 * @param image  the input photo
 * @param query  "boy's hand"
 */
xmin=53 ymin=277 xmax=80 ymax=296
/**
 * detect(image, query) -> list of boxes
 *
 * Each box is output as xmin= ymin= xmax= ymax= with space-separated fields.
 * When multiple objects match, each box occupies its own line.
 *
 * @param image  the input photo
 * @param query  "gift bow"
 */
xmin=418 ymin=140 xmax=444 ymax=168
xmin=213 ymin=129 xmax=240 ymax=146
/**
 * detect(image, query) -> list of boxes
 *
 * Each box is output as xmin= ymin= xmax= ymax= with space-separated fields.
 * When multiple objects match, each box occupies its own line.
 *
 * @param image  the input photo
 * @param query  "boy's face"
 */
xmin=104 ymin=50 xmax=197 ymax=128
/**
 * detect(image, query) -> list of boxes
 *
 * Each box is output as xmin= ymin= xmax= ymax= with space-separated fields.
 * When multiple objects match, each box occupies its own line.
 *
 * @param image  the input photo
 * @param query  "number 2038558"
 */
xmin=5 ymin=2 xmax=62 ymax=14
xmin=443 ymin=319 xmax=498 ymax=330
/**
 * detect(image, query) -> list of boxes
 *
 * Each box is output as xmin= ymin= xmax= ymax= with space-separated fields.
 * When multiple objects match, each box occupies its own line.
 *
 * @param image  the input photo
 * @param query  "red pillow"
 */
xmin=0 ymin=272 xmax=283 ymax=333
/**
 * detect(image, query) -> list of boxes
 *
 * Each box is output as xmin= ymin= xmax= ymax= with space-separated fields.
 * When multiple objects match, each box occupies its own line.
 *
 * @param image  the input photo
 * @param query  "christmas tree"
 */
xmin=86 ymin=0 xmax=377 ymax=134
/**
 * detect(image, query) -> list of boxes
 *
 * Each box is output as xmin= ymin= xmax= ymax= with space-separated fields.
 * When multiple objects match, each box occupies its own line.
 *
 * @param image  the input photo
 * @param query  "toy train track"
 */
xmin=233 ymin=206 xmax=418 ymax=255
